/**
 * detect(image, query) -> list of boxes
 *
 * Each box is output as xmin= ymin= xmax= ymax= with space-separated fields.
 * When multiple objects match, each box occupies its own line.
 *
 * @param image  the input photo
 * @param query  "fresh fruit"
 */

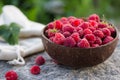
xmin=93 ymin=30 xmax=104 ymax=38
xmin=35 ymin=56 xmax=45 ymax=65
xmin=64 ymin=37 xmax=76 ymax=47
xmin=98 ymin=23 xmax=107 ymax=28
xmin=63 ymin=31 xmax=71 ymax=37
xmin=84 ymin=34 xmax=96 ymax=44
xmin=77 ymin=38 xmax=90 ymax=48
xmin=62 ymin=24 xmax=74 ymax=33
xmin=91 ymin=44 xmax=99 ymax=47
xmin=103 ymin=36 xmax=114 ymax=44
xmin=46 ymin=14 xmax=116 ymax=48
xmin=54 ymin=20 xmax=63 ymax=30
xmin=94 ymin=37 xmax=102 ymax=45
xmin=71 ymin=32 xmax=81 ymax=42
xmin=79 ymin=22 xmax=89 ymax=29
xmin=30 ymin=65 xmax=40 ymax=75
xmin=5 ymin=70 xmax=18 ymax=80
xmin=83 ymin=29 xmax=92 ymax=35
xmin=53 ymin=33 xmax=65 ymax=45
xmin=102 ymin=28 xmax=111 ymax=36
xmin=71 ymin=19 xmax=83 ymax=27
xmin=88 ymin=14 xmax=100 ymax=22
xmin=47 ymin=22 xmax=54 ymax=29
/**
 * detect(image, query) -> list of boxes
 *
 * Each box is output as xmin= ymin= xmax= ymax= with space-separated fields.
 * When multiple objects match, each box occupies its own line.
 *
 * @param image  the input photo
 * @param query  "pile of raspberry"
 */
xmin=45 ymin=14 xmax=115 ymax=48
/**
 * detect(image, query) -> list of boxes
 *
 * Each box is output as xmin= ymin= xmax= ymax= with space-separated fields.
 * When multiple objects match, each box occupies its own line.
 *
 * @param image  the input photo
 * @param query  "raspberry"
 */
xmin=84 ymin=34 xmax=96 ymax=44
xmin=47 ymin=22 xmax=54 ymax=29
xmin=91 ymin=44 xmax=99 ymax=47
xmin=77 ymin=38 xmax=90 ymax=48
xmin=49 ymin=37 xmax=54 ymax=41
xmin=62 ymin=24 xmax=75 ymax=33
xmin=35 ymin=56 xmax=45 ymax=65
xmin=5 ymin=70 xmax=18 ymax=80
xmin=88 ymin=27 xmax=96 ymax=32
xmin=68 ymin=16 xmax=76 ymax=21
xmin=108 ymin=27 xmax=115 ymax=35
xmin=60 ymin=17 xmax=68 ymax=22
xmin=63 ymin=31 xmax=71 ymax=37
xmin=93 ymin=30 xmax=104 ymax=38
xmin=53 ymin=33 xmax=65 ymax=45
xmin=83 ymin=29 xmax=92 ymax=35
xmin=30 ymin=65 xmax=40 ymax=75
xmin=54 ymin=20 xmax=63 ymax=30
xmin=60 ymin=17 xmax=69 ymax=24
xmin=88 ymin=14 xmax=100 ymax=22
xmin=71 ymin=32 xmax=81 ymax=42
xmin=75 ymin=26 xmax=83 ymax=31
xmin=89 ymin=20 xmax=98 ymax=27
xmin=103 ymin=36 xmax=114 ymax=44
xmin=98 ymin=23 xmax=107 ymax=28
xmin=46 ymin=28 xmax=58 ymax=37
xmin=102 ymin=28 xmax=111 ymax=36
xmin=78 ymin=29 xmax=83 ymax=37
xmin=79 ymin=22 xmax=89 ymax=29
xmin=71 ymin=19 xmax=83 ymax=27
xmin=64 ymin=37 xmax=76 ymax=47
xmin=94 ymin=37 xmax=102 ymax=45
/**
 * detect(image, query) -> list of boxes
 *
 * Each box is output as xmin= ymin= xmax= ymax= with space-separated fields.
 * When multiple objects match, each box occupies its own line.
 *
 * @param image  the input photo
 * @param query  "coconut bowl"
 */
xmin=42 ymin=25 xmax=119 ymax=69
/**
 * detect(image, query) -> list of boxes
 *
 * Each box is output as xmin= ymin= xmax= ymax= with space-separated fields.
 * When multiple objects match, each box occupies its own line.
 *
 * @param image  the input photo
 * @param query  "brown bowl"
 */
xmin=42 ymin=26 xmax=119 ymax=68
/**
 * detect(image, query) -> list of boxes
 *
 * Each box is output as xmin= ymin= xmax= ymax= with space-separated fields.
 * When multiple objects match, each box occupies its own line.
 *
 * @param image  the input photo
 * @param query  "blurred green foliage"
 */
xmin=0 ymin=0 xmax=120 ymax=24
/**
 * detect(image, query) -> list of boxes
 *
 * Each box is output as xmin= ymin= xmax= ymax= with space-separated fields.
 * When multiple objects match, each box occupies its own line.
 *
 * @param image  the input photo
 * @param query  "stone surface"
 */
xmin=0 ymin=41 xmax=120 ymax=80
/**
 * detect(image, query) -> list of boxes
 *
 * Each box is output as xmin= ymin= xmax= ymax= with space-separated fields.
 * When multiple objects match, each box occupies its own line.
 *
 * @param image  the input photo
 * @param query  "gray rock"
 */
xmin=0 ymin=41 xmax=120 ymax=80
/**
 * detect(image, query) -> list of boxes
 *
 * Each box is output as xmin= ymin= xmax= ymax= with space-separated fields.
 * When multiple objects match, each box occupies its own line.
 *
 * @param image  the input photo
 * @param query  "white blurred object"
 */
xmin=0 ymin=5 xmax=45 ymax=65
xmin=0 ymin=5 xmax=45 ymax=37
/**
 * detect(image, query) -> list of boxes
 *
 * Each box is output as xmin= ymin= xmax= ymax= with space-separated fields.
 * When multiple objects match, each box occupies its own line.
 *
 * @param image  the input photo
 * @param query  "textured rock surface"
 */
xmin=0 ymin=41 xmax=120 ymax=80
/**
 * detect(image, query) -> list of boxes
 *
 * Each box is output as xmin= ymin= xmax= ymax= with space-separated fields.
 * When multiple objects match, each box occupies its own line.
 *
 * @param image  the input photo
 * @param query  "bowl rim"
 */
xmin=42 ymin=24 xmax=119 ymax=49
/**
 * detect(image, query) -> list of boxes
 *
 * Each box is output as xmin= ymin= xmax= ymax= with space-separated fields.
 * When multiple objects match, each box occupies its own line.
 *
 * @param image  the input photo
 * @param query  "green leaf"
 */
xmin=0 ymin=23 xmax=21 ymax=45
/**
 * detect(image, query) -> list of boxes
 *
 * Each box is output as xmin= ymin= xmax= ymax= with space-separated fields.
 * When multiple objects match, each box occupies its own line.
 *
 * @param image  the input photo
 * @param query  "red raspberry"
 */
xmin=63 ymin=31 xmax=71 ymax=37
xmin=62 ymin=24 xmax=75 ymax=33
xmin=46 ymin=28 xmax=58 ymax=37
xmin=60 ymin=17 xmax=68 ymax=22
xmin=54 ymin=20 xmax=63 ymax=30
xmin=103 ymin=36 xmax=114 ymax=44
xmin=108 ymin=27 xmax=115 ymax=35
xmin=77 ymin=38 xmax=90 ymax=48
xmin=78 ymin=29 xmax=83 ymax=37
xmin=88 ymin=14 xmax=100 ymax=22
xmin=68 ymin=16 xmax=76 ymax=21
xmin=60 ymin=17 xmax=69 ymax=24
xmin=84 ymin=34 xmax=96 ymax=44
xmin=75 ymin=26 xmax=83 ymax=31
xmin=49 ymin=37 xmax=54 ymax=41
xmin=93 ymin=30 xmax=104 ymax=38
xmin=71 ymin=19 xmax=83 ymax=27
xmin=79 ymin=22 xmax=89 ymax=29
xmin=71 ymin=32 xmax=81 ymax=42
xmin=47 ymin=22 xmax=54 ymax=29
xmin=89 ymin=20 xmax=98 ymax=27
xmin=35 ymin=56 xmax=45 ymax=65
xmin=5 ymin=70 xmax=18 ymax=80
xmin=94 ymin=37 xmax=102 ymax=45
xmin=98 ymin=23 xmax=107 ymax=28
xmin=83 ymin=29 xmax=92 ymax=35
xmin=53 ymin=33 xmax=65 ymax=45
xmin=88 ymin=27 xmax=96 ymax=32
xmin=30 ymin=65 xmax=40 ymax=75
xmin=102 ymin=28 xmax=111 ymax=36
xmin=91 ymin=44 xmax=99 ymax=47
xmin=64 ymin=37 xmax=76 ymax=47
